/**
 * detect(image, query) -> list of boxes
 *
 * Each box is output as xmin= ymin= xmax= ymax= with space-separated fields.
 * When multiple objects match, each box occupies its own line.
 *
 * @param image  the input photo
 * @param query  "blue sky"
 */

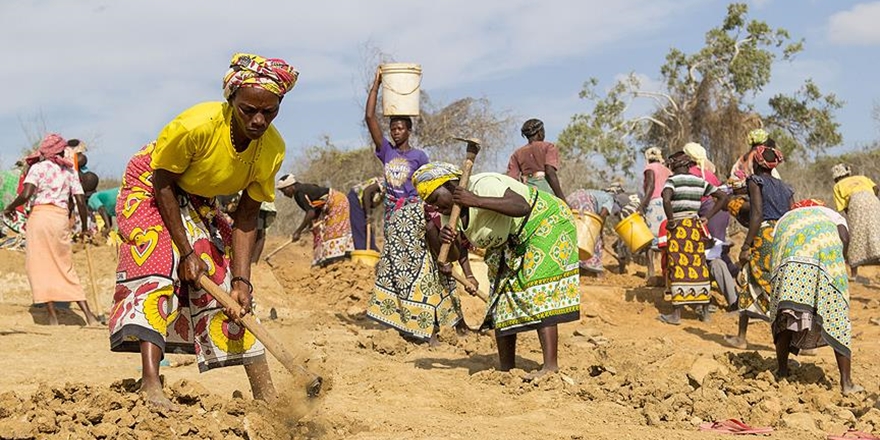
xmin=0 ymin=0 xmax=877 ymax=178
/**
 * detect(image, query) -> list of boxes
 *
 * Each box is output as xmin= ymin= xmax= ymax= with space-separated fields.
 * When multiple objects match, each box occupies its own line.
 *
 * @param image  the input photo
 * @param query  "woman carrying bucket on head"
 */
xmin=364 ymin=66 xmax=464 ymax=342
xmin=658 ymin=151 xmax=727 ymax=325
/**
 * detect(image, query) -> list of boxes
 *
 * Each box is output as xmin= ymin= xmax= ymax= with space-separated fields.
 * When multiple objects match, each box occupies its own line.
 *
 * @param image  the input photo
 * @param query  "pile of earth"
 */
xmin=272 ymin=260 xmax=375 ymax=308
xmin=467 ymin=335 xmax=880 ymax=436
xmin=0 ymin=379 xmax=316 ymax=440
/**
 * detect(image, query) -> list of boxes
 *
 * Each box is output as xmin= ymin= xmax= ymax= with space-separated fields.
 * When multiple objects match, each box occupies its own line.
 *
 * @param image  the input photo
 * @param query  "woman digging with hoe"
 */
xmin=413 ymin=162 xmax=580 ymax=379
xmin=107 ymin=53 xmax=298 ymax=410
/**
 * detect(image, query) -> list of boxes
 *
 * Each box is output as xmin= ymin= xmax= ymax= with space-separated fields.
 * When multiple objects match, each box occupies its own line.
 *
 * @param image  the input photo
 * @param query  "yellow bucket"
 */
xmin=613 ymin=212 xmax=653 ymax=253
xmin=351 ymin=250 xmax=380 ymax=268
xmin=572 ymin=210 xmax=603 ymax=259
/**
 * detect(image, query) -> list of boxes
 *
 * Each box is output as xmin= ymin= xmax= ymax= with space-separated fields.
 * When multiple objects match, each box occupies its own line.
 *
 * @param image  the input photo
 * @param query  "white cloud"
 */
xmin=828 ymin=2 xmax=880 ymax=45
xmin=0 ymin=0 xmax=696 ymax=170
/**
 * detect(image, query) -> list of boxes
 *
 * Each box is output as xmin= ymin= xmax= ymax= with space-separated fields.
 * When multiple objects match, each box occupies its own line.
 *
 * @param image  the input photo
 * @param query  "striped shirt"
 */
xmin=663 ymin=174 xmax=716 ymax=219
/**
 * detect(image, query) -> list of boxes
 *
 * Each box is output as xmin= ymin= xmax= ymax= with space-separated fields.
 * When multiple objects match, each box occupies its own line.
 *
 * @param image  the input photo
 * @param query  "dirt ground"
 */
xmin=3 ymin=236 xmax=880 ymax=439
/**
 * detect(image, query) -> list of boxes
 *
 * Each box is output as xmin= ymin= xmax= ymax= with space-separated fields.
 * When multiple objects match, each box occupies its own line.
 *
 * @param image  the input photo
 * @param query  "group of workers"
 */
xmin=638 ymin=129 xmax=872 ymax=395
xmin=0 ymin=52 xmax=875 ymax=412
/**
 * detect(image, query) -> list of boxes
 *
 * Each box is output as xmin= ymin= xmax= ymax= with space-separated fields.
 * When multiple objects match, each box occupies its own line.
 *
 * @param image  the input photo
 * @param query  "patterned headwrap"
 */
xmin=25 ymin=134 xmax=73 ymax=168
xmin=276 ymin=174 xmax=297 ymax=189
xmin=667 ymin=151 xmax=692 ymax=169
xmin=753 ymin=145 xmax=783 ymax=170
xmin=831 ymin=164 xmax=851 ymax=180
xmin=644 ymin=147 xmax=664 ymax=163
xmin=411 ymin=162 xmax=462 ymax=201
xmin=791 ymin=199 xmax=826 ymax=209
xmin=222 ymin=53 xmax=299 ymax=100
xmin=521 ymin=118 xmax=544 ymax=138
xmin=727 ymin=173 xmax=747 ymax=190
xmin=748 ymin=128 xmax=769 ymax=146
xmin=604 ymin=182 xmax=625 ymax=195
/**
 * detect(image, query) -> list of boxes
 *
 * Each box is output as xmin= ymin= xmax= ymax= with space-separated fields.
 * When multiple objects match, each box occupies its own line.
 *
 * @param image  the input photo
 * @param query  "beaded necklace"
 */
xmin=229 ymin=124 xmax=261 ymax=166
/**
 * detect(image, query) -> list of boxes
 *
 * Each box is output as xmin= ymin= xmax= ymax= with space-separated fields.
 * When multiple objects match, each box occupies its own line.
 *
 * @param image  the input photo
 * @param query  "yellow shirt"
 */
xmin=150 ymin=102 xmax=285 ymax=202
xmin=833 ymin=175 xmax=876 ymax=211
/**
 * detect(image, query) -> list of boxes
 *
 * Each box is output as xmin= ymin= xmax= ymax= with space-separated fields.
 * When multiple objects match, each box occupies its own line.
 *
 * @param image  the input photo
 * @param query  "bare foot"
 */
xmin=842 ymin=383 xmax=865 ymax=395
xmin=657 ymin=313 xmax=680 ymax=325
xmin=723 ymin=336 xmax=748 ymax=350
xmin=85 ymin=315 xmax=101 ymax=327
xmin=140 ymin=384 xmax=179 ymax=412
xmin=47 ymin=315 xmax=59 ymax=326
xmin=524 ymin=367 xmax=558 ymax=382
xmin=428 ymin=334 xmax=441 ymax=348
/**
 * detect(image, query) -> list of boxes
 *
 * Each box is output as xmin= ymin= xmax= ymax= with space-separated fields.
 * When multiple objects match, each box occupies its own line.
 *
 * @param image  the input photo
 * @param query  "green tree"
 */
xmin=559 ymin=2 xmax=842 ymax=180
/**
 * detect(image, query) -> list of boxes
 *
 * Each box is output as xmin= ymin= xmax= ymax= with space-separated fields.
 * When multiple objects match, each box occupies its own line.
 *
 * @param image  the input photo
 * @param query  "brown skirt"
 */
xmin=26 ymin=204 xmax=85 ymax=303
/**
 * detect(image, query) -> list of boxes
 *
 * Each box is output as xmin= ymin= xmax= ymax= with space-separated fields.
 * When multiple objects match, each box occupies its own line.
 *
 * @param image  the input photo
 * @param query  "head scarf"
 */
xmin=791 ymin=199 xmax=826 ymax=210
xmin=276 ymin=174 xmax=297 ymax=189
xmin=521 ymin=119 xmax=544 ymax=139
xmin=25 ymin=134 xmax=73 ymax=168
xmin=753 ymin=145 xmax=783 ymax=170
xmin=644 ymin=147 xmax=664 ymax=163
xmin=411 ymin=162 xmax=462 ymax=201
xmin=682 ymin=142 xmax=716 ymax=177
xmin=222 ymin=53 xmax=299 ymax=100
xmin=831 ymin=164 xmax=851 ymax=180
xmin=604 ymin=182 xmax=625 ymax=195
xmin=748 ymin=128 xmax=769 ymax=147
xmin=667 ymin=151 xmax=692 ymax=170
xmin=727 ymin=174 xmax=747 ymax=190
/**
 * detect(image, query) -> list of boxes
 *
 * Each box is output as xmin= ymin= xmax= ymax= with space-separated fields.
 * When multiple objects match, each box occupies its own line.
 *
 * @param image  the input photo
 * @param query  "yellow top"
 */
xmin=150 ymin=102 xmax=285 ymax=202
xmin=833 ymin=175 xmax=876 ymax=211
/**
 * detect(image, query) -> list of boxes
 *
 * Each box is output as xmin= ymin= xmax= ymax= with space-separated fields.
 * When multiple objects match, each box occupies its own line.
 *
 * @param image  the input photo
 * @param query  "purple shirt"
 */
xmin=376 ymin=138 xmax=429 ymax=199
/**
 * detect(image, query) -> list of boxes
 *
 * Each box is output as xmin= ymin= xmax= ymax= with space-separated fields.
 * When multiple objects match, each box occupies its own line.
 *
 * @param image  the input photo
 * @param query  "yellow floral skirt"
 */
xmin=666 ymin=217 xmax=711 ymax=305
xmin=109 ymin=143 xmax=265 ymax=372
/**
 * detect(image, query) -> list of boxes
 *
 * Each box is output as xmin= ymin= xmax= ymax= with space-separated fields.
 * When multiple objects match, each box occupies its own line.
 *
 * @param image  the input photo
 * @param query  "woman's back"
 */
xmin=23 ymin=161 xmax=82 ymax=210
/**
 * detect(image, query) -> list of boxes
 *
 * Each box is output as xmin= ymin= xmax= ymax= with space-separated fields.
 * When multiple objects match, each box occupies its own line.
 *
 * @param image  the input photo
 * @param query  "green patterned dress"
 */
xmin=770 ymin=206 xmax=851 ymax=357
xmin=456 ymin=173 xmax=580 ymax=336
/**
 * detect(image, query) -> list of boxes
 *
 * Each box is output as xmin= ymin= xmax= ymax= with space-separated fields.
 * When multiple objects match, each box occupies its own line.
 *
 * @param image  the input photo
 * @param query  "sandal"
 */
xmin=699 ymin=419 xmax=773 ymax=435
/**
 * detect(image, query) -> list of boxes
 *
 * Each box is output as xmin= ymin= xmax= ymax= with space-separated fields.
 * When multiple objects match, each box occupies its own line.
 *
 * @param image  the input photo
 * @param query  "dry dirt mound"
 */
xmin=272 ymin=260 xmax=375 ymax=307
xmin=0 ymin=379 xmax=310 ymax=440
xmin=466 ymin=341 xmax=880 ymax=435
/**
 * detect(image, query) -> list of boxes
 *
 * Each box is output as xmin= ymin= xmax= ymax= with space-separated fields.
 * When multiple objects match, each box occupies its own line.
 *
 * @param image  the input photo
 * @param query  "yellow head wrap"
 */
xmin=747 ymin=128 xmax=769 ymax=146
xmin=411 ymin=162 xmax=463 ymax=201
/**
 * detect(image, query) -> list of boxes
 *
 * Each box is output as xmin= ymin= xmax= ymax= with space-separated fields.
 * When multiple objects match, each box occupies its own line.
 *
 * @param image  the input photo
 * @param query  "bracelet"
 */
xmin=181 ymin=249 xmax=195 ymax=261
xmin=231 ymin=276 xmax=254 ymax=294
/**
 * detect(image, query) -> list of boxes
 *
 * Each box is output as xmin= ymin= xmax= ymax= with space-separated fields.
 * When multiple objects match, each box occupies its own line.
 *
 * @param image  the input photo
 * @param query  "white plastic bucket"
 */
xmin=380 ymin=63 xmax=422 ymax=116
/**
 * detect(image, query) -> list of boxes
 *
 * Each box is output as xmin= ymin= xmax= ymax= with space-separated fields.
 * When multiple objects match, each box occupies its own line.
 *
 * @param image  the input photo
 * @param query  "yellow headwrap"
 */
xmin=222 ymin=53 xmax=299 ymax=100
xmin=644 ymin=147 xmax=664 ymax=163
xmin=747 ymin=128 xmax=769 ymax=146
xmin=411 ymin=162 xmax=462 ymax=201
